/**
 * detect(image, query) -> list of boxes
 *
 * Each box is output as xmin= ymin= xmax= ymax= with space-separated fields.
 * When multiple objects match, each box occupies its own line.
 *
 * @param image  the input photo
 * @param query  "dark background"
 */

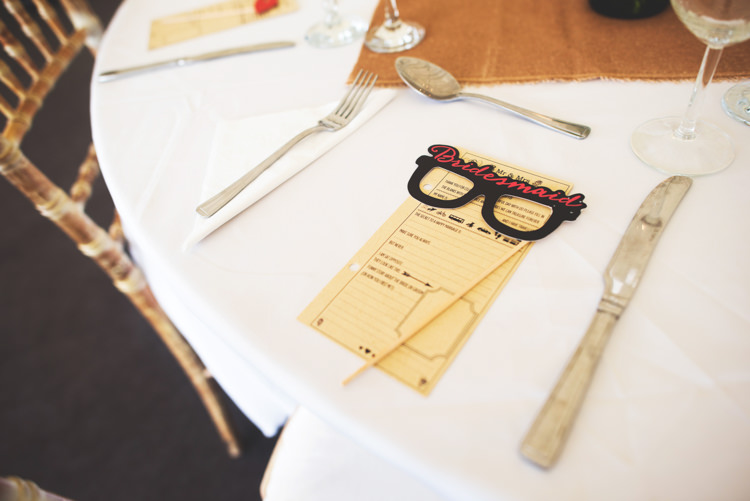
xmin=0 ymin=1 xmax=276 ymax=499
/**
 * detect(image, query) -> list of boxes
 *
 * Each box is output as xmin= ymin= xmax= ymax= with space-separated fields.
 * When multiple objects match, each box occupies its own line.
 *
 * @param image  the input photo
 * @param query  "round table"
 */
xmin=91 ymin=1 xmax=750 ymax=499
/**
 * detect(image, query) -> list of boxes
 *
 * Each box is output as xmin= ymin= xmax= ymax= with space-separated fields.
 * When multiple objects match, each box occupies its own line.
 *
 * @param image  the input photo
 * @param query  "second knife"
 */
xmin=98 ymin=41 xmax=295 ymax=82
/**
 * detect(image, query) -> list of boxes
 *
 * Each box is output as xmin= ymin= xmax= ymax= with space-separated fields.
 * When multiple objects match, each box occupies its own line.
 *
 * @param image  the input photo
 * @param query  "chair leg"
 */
xmin=108 ymin=212 xmax=242 ymax=457
xmin=0 ymin=476 xmax=72 ymax=501
xmin=125 ymin=281 xmax=242 ymax=458
xmin=0 ymin=140 xmax=242 ymax=457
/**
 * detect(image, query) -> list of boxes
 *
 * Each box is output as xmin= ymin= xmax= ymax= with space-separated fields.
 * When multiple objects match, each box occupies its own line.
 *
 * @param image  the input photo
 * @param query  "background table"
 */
xmin=91 ymin=1 xmax=750 ymax=499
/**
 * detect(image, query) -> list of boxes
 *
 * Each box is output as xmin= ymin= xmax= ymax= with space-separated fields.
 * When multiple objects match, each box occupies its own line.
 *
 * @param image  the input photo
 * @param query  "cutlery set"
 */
xmin=100 ymin=47 xmax=591 ymax=213
xmin=188 ymin=55 xmax=590 ymax=214
xmin=102 ymin=35 xmax=691 ymax=469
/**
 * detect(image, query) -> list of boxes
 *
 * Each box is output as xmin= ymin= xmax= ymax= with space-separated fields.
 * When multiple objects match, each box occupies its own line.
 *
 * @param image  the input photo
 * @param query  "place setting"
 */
xmin=111 ymin=0 xmax=749 ymax=470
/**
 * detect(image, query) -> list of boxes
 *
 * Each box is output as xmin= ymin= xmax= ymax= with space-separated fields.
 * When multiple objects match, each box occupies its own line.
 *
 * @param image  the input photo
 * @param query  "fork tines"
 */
xmin=336 ymin=69 xmax=378 ymax=119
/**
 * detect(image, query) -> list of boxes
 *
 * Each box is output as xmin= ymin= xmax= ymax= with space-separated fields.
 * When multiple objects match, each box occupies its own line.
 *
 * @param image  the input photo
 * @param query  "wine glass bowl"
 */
xmin=630 ymin=0 xmax=750 ymax=176
xmin=365 ymin=0 xmax=425 ymax=53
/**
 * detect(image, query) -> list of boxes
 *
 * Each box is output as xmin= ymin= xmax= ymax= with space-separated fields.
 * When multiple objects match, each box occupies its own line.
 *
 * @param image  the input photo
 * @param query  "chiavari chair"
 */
xmin=0 ymin=0 xmax=240 ymax=457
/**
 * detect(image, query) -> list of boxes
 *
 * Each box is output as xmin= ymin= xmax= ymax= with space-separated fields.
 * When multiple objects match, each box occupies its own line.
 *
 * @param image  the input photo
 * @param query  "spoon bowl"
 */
xmin=395 ymin=57 xmax=591 ymax=139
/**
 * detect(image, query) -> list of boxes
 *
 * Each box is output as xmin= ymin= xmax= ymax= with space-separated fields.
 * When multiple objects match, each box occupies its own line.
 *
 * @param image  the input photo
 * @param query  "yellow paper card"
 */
xmin=149 ymin=0 xmax=299 ymax=50
xmin=299 ymin=148 xmax=573 ymax=395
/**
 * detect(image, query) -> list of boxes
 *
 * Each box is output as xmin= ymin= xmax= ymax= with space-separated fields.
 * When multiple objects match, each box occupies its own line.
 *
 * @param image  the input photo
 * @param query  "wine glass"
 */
xmin=722 ymin=81 xmax=750 ymax=125
xmin=364 ymin=0 xmax=425 ymax=53
xmin=630 ymin=0 xmax=750 ymax=176
xmin=306 ymin=0 xmax=366 ymax=48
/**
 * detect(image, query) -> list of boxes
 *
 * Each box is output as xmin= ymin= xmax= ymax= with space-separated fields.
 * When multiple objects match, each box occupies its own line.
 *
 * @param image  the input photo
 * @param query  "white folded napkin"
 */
xmin=184 ymin=88 xmax=397 ymax=249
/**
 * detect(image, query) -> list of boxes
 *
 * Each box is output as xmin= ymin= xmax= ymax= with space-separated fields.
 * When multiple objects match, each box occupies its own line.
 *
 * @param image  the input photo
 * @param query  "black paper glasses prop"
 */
xmin=407 ymin=145 xmax=586 ymax=241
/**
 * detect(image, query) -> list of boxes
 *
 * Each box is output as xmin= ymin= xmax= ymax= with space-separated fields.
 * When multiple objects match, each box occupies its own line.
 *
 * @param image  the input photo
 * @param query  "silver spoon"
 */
xmin=395 ymin=57 xmax=591 ymax=139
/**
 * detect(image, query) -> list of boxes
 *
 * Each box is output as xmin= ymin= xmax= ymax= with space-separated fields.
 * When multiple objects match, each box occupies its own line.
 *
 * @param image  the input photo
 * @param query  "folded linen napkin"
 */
xmin=184 ymin=88 xmax=397 ymax=249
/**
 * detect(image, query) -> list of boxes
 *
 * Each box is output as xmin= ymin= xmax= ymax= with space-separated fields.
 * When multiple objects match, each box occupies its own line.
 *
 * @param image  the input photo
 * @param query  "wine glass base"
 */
xmin=305 ymin=17 xmax=366 ymax=48
xmin=364 ymin=21 xmax=425 ymax=53
xmin=631 ymin=117 xmax=734 ymax=176
xmin=721 ymin=82 xmax=750 ymax=126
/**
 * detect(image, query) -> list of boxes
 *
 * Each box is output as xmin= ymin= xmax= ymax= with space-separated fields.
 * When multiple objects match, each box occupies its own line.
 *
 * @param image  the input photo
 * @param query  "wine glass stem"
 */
xmin=384 ymin=0 xmax=402 ymax=29
xmin=323 ymin=0 xmax=341 ymax=28
xmin=677 ymin=45 xmax=723 ymax=140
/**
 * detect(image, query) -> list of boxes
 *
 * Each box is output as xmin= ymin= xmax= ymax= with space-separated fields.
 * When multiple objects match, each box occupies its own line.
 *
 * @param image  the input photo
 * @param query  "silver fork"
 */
xmin=196 ymin=69 xmax=378 ymax=217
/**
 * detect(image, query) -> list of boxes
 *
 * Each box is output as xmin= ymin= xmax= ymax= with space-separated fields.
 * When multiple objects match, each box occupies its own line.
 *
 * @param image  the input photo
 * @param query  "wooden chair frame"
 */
xmin=0 ymin=0 xmax=240 ymax=457
xmin=1 ymin=476 xmax=73 ymax=501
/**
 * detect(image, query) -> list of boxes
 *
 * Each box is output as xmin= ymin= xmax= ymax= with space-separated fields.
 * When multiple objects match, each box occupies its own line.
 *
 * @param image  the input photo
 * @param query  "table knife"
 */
xmin=97 ymin=41 xmax=295 ymax=82
xmin=520 ymin=175 xmax=692 ymax=469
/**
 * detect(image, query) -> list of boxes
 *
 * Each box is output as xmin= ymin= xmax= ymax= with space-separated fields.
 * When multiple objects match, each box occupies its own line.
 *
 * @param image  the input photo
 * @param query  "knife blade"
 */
xmin=520 ymin=175 xmax=692 ymax=469
xmin=97 ymin=40 xmax=295 ymax=83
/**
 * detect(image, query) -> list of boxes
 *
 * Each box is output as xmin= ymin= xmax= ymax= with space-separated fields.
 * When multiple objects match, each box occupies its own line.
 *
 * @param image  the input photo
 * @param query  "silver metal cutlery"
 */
xmin=196 ymin=69 xmax=378 ymax=217
xmin=520 ymin=175 xmax=692 ymax=468
xmin=395 ymin=57 xmax=591 ymax=139
xmin=97 ymin=41 xmax=295 ymax=82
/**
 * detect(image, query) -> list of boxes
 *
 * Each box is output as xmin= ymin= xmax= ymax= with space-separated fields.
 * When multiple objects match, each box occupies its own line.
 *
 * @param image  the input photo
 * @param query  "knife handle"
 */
xmin=520 ymin=303 xmax=619 ymax=468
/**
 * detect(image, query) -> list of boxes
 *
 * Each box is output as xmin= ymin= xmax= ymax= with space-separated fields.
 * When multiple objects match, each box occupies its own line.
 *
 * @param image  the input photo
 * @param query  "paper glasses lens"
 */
xmin=417 ymin=168 xmax=474 ymax=201
xmin=492 ymin=196 xmax=552 ymax=234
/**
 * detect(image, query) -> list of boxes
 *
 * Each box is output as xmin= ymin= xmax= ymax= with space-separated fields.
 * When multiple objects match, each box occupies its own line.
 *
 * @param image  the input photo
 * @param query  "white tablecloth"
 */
xmin=91 ymin=1 xmax=750 ymax=499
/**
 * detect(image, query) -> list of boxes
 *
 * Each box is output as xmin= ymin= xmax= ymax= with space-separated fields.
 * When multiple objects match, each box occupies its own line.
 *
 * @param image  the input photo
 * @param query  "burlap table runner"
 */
xmin=352 ymin=0 xmax=750 ymax=86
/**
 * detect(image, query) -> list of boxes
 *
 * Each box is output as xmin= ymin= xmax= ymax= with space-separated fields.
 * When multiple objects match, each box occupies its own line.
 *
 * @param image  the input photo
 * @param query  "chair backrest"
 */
xmin=0 ymin=0 xmax=100 ymax=143
xmin=0 ymin=0 xmax=240 ymax=457
xmin=0 ymin=0 xmax=133 ymax=293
